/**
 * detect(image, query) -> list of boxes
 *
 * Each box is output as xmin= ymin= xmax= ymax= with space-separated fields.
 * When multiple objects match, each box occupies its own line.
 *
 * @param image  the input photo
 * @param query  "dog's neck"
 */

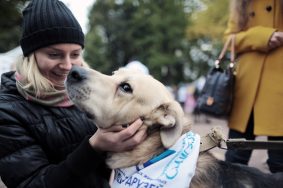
xmin=106 ymin=119 xmax=192 ymax=169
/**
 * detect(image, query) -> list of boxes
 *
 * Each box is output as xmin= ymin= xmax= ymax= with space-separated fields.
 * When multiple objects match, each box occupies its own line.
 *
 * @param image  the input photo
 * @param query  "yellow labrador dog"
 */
xmin=65 ymin=66 xmax=282 ymax=188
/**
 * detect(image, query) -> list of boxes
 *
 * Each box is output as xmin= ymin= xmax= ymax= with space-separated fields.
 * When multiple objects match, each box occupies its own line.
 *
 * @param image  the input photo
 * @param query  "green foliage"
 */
xmin=187 ymin=0 xmax=229 ymax=40
xmin=184 ymin=0 xmax=229 ymax=79
xmin=85 ymin=0 xmax=189 ymax=84
xmin=0 ymin=0 xmax=28 ymax=53
xmin=85 ymin=0 xmax=229 ymax=84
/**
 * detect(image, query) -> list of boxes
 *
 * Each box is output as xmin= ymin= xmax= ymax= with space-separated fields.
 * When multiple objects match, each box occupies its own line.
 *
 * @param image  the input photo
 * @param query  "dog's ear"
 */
xmin=153 ymin=101 xmax=184 ymax=148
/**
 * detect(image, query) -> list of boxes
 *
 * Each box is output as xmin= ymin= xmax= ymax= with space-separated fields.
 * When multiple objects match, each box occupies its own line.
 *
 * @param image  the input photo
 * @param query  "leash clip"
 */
xmin=199 ymin=127 xmax=226 ymax=152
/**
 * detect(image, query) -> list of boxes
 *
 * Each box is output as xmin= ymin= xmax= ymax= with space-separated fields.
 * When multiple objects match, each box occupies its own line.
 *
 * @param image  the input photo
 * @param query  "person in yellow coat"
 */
xmin=225 ymin=0 xmax=283 ymax=173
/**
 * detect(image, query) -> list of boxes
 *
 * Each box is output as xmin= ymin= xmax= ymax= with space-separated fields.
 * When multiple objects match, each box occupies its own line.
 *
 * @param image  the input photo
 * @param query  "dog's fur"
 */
xmin=66 ymin=66 xmax=283 ymax=188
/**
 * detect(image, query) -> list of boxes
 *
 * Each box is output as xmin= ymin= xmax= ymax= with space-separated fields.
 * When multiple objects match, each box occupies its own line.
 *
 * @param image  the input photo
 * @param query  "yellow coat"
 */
xmin=225 ymin=0 xmax=283 ymax=136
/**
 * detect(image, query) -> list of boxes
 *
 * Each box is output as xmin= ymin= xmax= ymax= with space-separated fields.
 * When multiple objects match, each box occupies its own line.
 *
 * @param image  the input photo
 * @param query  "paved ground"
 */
xmin=190 ymin=113 xmax=270 ymax=173
xmin=0 ymin=115 xmax=271 ymax=188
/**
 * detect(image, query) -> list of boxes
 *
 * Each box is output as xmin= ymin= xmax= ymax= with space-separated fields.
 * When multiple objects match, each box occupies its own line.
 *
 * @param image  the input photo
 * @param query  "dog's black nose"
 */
xmin=67 ymin=65 xmax=87 ymax=83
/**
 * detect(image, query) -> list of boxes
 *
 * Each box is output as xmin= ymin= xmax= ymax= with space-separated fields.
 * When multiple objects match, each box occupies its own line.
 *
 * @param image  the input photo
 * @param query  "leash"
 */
xmin=199 ymin=127 xmax=283 ymax=152
xmin=225 ymin=139 xmax=283 ymax=150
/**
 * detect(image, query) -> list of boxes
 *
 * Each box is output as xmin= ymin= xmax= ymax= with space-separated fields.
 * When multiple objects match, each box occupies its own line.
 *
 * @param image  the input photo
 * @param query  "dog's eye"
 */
xmin=119 ymin=83 xmax=133 ymax=93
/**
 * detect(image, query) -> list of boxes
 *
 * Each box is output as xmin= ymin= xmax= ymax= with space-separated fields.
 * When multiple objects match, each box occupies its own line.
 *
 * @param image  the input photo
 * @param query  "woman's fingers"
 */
xmin=89 ymin=118 xmax=147 ymax=152
xmin=269 ymin=32 xmax=283 ymax=49
xmin=103 ymin=118 xmax=143 ymax=133
xmin=122 ymin=126 xmax=148 ymax=150
xmin=118 ymin=119 xmax=144 ymax=140
xmin=102 ymin=125 xmax=125 ymax=132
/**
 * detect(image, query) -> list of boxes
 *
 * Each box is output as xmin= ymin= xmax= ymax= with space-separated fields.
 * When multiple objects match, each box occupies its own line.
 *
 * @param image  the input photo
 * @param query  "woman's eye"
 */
xmin=48 ymin=53 xmax=60 ymax=58
xmin=71 ymin=53 xmax=80 ymax=58
xmin=119 ymin=83 xmax=133 ymax=93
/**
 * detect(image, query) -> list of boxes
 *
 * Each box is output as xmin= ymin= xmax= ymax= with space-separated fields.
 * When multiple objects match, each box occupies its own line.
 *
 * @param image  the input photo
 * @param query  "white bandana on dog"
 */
xmin=112 ymin=131 xmax=200 ymax=188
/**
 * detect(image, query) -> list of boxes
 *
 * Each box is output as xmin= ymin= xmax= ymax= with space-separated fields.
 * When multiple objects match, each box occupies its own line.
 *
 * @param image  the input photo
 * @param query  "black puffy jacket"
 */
xmin=0 ymin=72 xmax=111 ymax=188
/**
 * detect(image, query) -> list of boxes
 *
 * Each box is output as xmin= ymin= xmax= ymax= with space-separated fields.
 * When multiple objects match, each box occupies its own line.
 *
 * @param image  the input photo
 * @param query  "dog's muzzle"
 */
xmin=67 ymin=65 xmax=88 ymax=84
xmin=65 ymin=66 xmax=91 ymax=102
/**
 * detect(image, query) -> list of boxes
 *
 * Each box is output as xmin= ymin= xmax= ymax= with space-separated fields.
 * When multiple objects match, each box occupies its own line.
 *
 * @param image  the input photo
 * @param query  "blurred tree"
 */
xmin=187 ymin=0 xmax=229 ymax=40
xmin=0 ymin=0 xmax=28 ymax=53
xmin=85 ymin=0 xmax=189 ymax=84
xmin=185 ymin=0 xmax=229 ymax=77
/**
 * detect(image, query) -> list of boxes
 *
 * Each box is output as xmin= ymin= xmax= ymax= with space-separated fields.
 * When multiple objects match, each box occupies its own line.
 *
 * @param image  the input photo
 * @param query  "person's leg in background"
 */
xmin=267 ymin=136 xmax=283 ymax=173
xmin=225 ymin=112 xmax=255 ymax=164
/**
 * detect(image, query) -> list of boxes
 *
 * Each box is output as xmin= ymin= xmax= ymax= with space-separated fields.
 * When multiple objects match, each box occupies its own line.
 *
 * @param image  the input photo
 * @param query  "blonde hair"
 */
xmin=16 ymin=53 xmax=89 ymax=96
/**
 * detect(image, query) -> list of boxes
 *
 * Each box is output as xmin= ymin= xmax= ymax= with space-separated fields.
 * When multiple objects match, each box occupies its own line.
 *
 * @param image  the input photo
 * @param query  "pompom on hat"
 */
xmin=20 ymin=0 xmax=84 ymax=57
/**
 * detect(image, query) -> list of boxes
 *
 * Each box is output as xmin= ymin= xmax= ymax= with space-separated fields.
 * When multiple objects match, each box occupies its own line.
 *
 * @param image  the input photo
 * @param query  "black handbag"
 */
xmin=196 ymin=35 xmax=236 ymax=117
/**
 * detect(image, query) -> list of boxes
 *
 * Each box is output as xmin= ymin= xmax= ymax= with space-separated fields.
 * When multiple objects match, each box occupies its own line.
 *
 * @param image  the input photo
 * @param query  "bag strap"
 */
xmin=215 ymin=34 xmax=236 ymax=68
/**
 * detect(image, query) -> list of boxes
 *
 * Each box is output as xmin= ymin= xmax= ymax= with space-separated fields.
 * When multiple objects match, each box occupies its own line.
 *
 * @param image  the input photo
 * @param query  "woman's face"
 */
xmin=34 ymin=43 xmax=83 ymax=89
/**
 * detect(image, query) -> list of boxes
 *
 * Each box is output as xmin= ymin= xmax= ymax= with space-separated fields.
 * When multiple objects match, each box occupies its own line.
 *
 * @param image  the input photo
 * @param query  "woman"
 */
xmin=0 ymin=0 xmax=147 ymax=187
xmin=225 ymin=0 xmax=283 ymax=173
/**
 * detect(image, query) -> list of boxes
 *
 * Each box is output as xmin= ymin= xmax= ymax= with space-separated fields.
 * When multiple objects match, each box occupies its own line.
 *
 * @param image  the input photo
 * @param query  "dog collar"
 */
xmin=199 ymin=127 xmax=225 ymax=152
xmin=112 ymin=131 xmax=200 ymax=188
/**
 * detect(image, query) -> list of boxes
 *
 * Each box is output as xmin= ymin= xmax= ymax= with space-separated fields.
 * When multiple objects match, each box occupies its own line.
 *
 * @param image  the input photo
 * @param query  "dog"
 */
xmin=65 ymin=66 xmax=283 ymax=188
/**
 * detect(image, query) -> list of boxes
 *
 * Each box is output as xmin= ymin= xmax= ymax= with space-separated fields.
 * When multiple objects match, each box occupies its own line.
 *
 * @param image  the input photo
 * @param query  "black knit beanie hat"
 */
xmin=20 ymin=0 xmax=84 ymax=57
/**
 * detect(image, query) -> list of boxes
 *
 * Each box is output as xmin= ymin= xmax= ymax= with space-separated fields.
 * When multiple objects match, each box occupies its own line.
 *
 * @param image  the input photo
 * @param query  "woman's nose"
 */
xmin=59 ymin=57 xmax=73 ymax=70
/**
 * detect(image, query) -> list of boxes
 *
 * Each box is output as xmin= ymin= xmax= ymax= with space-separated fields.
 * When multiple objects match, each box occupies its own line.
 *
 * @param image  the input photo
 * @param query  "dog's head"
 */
xmin=65 ymin=66 xmax=185 ymax=148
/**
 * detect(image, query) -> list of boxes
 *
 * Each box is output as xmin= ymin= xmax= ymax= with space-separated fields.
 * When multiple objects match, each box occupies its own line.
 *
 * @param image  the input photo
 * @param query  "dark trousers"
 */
xmin=225 ymin=112 xmax=283 ymax=173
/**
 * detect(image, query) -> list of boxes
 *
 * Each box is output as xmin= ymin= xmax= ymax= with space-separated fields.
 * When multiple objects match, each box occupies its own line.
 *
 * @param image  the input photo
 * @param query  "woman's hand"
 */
xmin=89 ymin=119 xmax=147 ymax=152
xmin=268 ymin=32 xmax=283 ymax=50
